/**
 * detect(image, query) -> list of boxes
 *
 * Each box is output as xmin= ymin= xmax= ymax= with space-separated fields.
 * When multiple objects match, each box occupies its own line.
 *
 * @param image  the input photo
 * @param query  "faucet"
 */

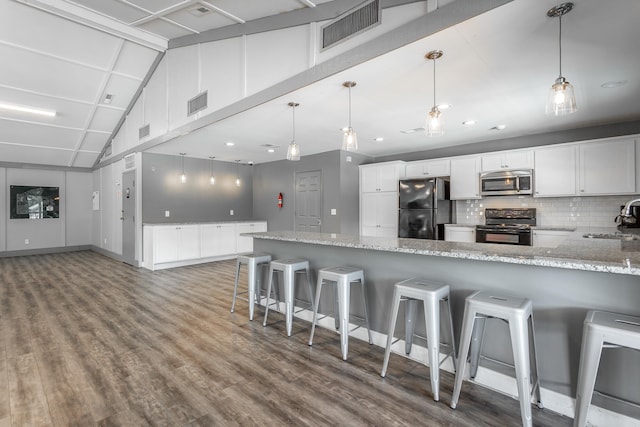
xmin=622 ymin=199 xmax=640 ymax=217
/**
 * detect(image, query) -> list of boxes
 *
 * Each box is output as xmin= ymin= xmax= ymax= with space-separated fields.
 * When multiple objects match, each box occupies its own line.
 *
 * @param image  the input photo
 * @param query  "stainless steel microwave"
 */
xmin=480 ymin=169 xmax=533 ymax=196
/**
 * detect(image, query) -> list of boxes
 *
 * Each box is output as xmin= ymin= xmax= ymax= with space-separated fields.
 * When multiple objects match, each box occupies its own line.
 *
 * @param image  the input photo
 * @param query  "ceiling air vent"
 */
xmin=188 ymin=91 xmax=208 ymax=116
xmin=124 ymin=153 xmax=136 ymax=170
xmin=321 ymin=0 xmax=381 ymax=51
xmin=138 ymin=124 xmax=150 ymax=140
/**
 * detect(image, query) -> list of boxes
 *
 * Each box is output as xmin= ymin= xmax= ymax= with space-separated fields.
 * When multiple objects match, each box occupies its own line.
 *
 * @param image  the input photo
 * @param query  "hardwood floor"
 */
xmin=0 ymin=251 xmax=572 ymax=426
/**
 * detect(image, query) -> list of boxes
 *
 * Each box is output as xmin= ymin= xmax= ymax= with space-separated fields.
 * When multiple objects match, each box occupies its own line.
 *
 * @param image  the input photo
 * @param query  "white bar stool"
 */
xmin=262 ymin=258 xmax=314 ymax=337
xmin=308 ymin=266 xmax=373 ymax=361
xmin=451 ymin=291 xmax=542 ymax=427
xmin=574 ymin=311 xmax=640 ymax=427
xmin=231 ymin=253 xmax=272 ymax=320
xmin=380 ymin=278 xmax=457 ymax=402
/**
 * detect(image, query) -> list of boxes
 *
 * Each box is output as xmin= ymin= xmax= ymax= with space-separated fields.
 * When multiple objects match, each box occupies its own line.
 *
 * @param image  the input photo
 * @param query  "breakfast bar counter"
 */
xmin=248 ymin=230 xmax=640 ymax=420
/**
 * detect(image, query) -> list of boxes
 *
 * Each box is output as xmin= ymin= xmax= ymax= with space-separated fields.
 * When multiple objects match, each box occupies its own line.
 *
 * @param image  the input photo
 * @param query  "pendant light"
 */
xmin=179 ymin=153 xmax=187 ymax=184
xmin=342 ymin=81 xmax=358 ymax=151
xmin=286 ymin=102 xmax=301 ymax=161
xmin=235 ymin=160 xmax=241 ymax=186
xmin=209 ymin=156 xmax=215 ymax=185
xmin=546 ymin=3 xmax=577 ymax=116
xmin=425 ymin=50 xmax=444 ymax=136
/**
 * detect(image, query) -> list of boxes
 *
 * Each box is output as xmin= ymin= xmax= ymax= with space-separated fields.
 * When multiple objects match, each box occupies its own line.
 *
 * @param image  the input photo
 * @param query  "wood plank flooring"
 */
xmin=0 ymin=251 xmax=572 ymax=426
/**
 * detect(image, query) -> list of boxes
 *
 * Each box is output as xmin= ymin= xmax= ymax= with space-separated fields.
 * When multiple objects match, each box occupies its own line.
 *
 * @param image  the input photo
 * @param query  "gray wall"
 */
xmin=252 ymin=150 xmax=370 ymax=233
xmin=142 ymin=152 xmax=253 ymax=223
xmin=66 ymin=171 xmax=93 ymax=246
xmin=0 ymin=168 xmax=5 ymax=251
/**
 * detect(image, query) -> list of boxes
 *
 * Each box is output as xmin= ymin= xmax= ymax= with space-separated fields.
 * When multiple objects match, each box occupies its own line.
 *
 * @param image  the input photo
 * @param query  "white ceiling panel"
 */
xmin=0 ymin=44 xmax=106 ymax=103
xmin=72 ymin=150 xmax=100 ymax=167
xmin=0 ymin=143 xmax=73 ymax=166
xmin=79 ymin=131 xmax=110 ymax=152
xmin=166 ymin=8 xmax=237 ymax=32
xmin=88 ymin=106 xmax=123 ymax=132
xmin=112 ymin=41 xmax=158 ymax=79
xmin=0 ymin=118 xmax=82 ymax=150
xmin=101 ymin=74 xmax=143 ymax=110
xmin=0 ymin=1 xmax=122 ymax=70
xmin=127 ymin=0 xmax=188 ymax=14
xmin=70 ymin=0 xmax=149 ymax=24
xmin=0 ymin=86 xmax=93 ymax=129
xmin=138 ymin=19 xmax=194 ymax=39
xmin=207 ymin=0 xmax=319 ymax=22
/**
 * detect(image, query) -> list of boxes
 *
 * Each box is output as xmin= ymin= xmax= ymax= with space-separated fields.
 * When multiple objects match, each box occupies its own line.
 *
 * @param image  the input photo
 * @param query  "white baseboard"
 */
xmin=265 ymin=301 xmax=640 ymax=427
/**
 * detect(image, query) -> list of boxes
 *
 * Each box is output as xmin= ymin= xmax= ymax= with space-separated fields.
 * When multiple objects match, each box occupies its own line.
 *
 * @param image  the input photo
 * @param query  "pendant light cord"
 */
xmin=348 ymin=85 xmax=352 ymax=128
xmin=558 ymin=14 xmax=563 ymax=78
xmin=292 ymin=104 xmax=296 ymax=141
xmin=432 ymin=58 xmax=437 ymax=107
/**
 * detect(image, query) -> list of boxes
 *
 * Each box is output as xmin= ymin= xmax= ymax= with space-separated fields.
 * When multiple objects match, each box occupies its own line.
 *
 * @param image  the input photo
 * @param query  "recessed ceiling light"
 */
xmin=0 ymin=102 xmax=56 ymax=117
xmin=601 ymin=80 xmax=628 ymax=88
xmin=267 ymin=148 xmax=275 ymax=153
xmin=248 ymin=161 xmax=254 ymax=165
xmin=401 ymin=127 xmax=424 ymax=134
xmin=490 ymin=124 xmax=507 ymax=130
xmin=462 ymin=120 xmax=477 ymax=126
xmin=438 ymin=103 xmax=451 ymax=110
xmin=224 ymin=141 xmax=235 ymax=146
xmin=374 ymin=137 xmax=384 ymax=142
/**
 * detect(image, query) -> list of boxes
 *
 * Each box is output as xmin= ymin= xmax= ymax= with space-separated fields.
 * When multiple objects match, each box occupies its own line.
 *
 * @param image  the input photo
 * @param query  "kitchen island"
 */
xmin=248 ymin=229 xmax=640 ymax=421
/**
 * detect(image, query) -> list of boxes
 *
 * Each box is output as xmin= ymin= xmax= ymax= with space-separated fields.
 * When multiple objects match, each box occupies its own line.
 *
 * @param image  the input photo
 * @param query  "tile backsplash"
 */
xmin=455 ymin=195 xmax=638 ymax=228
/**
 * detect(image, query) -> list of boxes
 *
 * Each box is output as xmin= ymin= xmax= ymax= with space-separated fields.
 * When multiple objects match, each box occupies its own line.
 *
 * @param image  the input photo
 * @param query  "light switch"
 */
xmin=165 ymin=210 xmax=170 ymax=217
xmin=331 ymin=209 xmax=337 ymax=215
xmin=230 ymin=210 xmax=234 ymax=216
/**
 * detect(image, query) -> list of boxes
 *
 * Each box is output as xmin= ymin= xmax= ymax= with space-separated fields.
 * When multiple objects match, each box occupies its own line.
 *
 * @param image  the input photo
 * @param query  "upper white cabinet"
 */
xmin=360 ymin=162 xmax=404 ymax=193
xmin=534 ymin=145 xmax=577 ymax=197
xmin=405 ymin=159 xmax=451 ymax=178
xmin=481 ymin=150 xmax=533 ymax=172
xmin=578 ymin=138 xmax=636 ymax=195
xmin=450 ymin=156 xmax=481 ymax=200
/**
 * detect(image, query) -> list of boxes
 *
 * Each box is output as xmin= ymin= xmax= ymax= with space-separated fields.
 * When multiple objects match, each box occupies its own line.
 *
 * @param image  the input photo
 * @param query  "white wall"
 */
xmin=66 ymin=171 xmax=93 ymax=246
xmin=0 ymin=167 xmax=5 ymax=251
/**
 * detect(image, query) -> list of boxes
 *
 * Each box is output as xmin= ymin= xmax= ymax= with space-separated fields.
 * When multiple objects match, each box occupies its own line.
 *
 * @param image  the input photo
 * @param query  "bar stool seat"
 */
xmin=380 ymin=278 xmax=457 ymax=402
xmin=451 ymin=291 xmax=542 ymax=427
xmin=263 ymin=258 xmax=314 ymax=337
xmin=308 ymin=266 xmax=372 ymax=361
xmin=574 ymin=311 xmax=640 ymax=427
xmin=231 ymin=253 xmax=272 ymax=320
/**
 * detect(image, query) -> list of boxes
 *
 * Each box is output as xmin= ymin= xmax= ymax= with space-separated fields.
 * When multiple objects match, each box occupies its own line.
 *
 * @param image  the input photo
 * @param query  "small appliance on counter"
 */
xmin=615 ymin=205 xmax=640 ymax=228
xmin=476 ymin=208 xmax=536 ymax=246
xmin=398 ymin=178 xmax=452 ymax=240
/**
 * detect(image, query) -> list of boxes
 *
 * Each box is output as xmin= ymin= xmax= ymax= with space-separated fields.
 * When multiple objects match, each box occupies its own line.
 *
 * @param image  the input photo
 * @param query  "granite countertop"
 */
xmin=143 ymin=220 xmax=266 ymax=226
xmin=247 ymin=228 xmax=640 ymax=276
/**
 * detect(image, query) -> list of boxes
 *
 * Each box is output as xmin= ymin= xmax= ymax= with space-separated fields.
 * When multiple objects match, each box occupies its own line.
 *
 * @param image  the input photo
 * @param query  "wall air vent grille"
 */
xmin=124 ymin=153 xmax=135 ymax=170
xmin=321 ymin=0 xmax=380 ymax=51
xmin=188 ymin=91 xmax=208 ymax=116
xmin=138 ymin=124 xmax=150 ymax=140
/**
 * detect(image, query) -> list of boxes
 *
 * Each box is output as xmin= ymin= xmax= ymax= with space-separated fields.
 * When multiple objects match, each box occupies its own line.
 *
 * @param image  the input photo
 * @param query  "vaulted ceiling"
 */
xmin=1 ymin=0 xmax=639 ymax=169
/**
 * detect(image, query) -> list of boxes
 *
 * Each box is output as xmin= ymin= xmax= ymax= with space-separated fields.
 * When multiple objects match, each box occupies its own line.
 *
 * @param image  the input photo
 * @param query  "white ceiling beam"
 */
xmin=159 ymin=16 xmax=200 ymax=34
xmin=199 ymin=1 xmax=246 ymax=24
xmin=297 ymin=0 xmax=317 ymax=8
xmin=14 ymin=0 xmax=168 ymax=51
xmin=129 ymin=0 xmax=198 ymax=25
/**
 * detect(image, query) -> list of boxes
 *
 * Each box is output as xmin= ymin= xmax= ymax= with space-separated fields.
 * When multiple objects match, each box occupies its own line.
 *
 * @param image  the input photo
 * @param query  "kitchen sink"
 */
xmin=583 ymin=232 xmax=640 ymax=241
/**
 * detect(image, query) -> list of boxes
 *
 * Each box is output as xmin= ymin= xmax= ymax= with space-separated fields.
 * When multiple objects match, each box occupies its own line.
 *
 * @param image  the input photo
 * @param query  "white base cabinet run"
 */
xmin=444 ymin=225 xmax=476 ymax=243
xmin=143 ymin=221 xmax=267 ymax=271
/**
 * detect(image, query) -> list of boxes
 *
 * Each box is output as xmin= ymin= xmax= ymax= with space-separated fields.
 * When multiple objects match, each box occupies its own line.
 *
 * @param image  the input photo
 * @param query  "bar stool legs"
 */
xmin=451 ymin=291 xmax=542 ymax=427
xmin=573 ymin=311 xmax=640 ymax=427
xmin=231 ymin=253 xmax=272 ymax=320
xmin=380 ymin=278 xmax=457 ymax=402
xmin=309 ymin=266 xmax=372 ymax=361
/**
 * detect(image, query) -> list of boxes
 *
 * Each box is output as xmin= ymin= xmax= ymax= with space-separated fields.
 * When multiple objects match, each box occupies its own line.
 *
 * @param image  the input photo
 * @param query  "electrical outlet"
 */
xmin=165 ymin=210 xmax=170 ymax=217
xmin=330 ymin=209 xmax=337 ymax=215
xmin=24 ymin=239 xmax=29 ymax=245
xmin=230 ymin=210 xmax=234 ymax=216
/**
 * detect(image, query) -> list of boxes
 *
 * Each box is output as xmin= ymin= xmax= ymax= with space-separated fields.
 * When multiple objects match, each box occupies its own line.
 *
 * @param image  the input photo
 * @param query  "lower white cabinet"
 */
xmin=444 ymin=225 xmax=476 ymax=243
xmin=143 ymin=221 xmax=267 ymax=270
xmin=532 ymin=229 xmax=572 ymax=248
xmin=236 ymin=222 xmax=268 ymax=253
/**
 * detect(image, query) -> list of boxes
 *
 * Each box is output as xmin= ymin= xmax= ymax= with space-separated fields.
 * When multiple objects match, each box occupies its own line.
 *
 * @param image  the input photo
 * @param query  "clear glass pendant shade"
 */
xmin=286 ymin=141 xmax=300 ymax=161
xmin=546 ymin=76 xmax=577 ymax=115
xmin=425 ymin=107 xmax=444 ymax=136
xmin=342 ymin=127 xmax=358 ymax=151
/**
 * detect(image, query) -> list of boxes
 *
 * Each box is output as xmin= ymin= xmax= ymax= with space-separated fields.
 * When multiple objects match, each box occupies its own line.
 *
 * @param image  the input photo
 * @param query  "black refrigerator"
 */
xmin=398 ymin=178 xmax=452 ymax=239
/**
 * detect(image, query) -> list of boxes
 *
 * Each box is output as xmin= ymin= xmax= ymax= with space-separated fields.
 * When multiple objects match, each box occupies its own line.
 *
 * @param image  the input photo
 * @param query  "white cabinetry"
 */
xmin=236 ymin=222 xmax=268 ymax=253
xmin=444 ymin=225 xmax=476 ymax=243
xmin=481 ymin=150 xmax=533 ymax=172
xmin=405 ymin=159 xmax=450 ymax=178
xmin=579 ymin=138 xmax=636 ymax=195
xmin=534 ymin=145 xmax=577 ymax=197
xmin=450 ymin=156 xmax=481 ymax=200
xmin=359 ymin=162 xmax=404 ymax=237
xmin=201 ymin=223 xmax=236 ymax=257
xmin=145 ymin=224 xmax=200 ymax=266
xmin=361 ymin=192 xmax=398 ymax=237
xmin=532 ymin=229 xmax=572 ymax=248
